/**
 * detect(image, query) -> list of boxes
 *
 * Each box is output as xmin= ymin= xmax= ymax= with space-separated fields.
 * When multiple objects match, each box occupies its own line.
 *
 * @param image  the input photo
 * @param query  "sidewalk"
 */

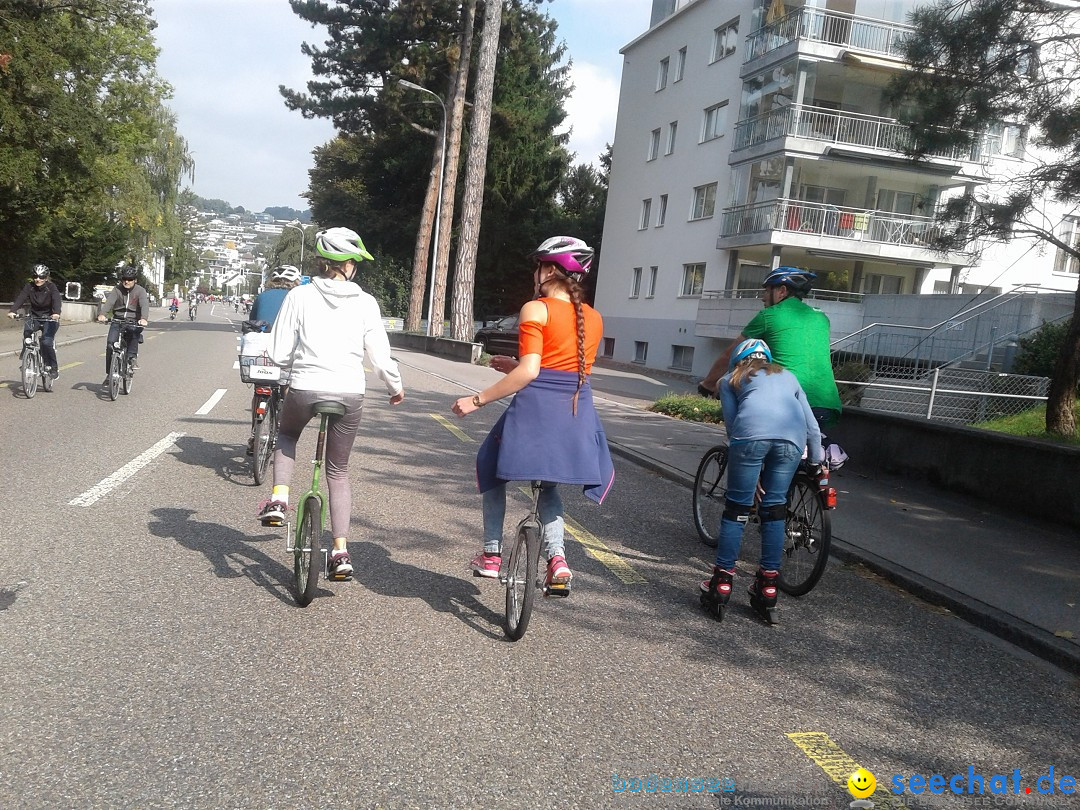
xmin=395 ymin=348 xmax=1080 ymax=677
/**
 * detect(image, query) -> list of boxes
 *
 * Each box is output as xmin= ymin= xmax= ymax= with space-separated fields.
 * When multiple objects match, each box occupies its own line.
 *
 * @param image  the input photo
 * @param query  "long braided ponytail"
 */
xmin=568 ymin=277 xmax=587 ymax=416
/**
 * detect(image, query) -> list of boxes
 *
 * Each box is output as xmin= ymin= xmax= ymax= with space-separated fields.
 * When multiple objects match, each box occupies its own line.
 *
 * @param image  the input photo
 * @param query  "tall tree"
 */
xmin=450 ymin=0 xmax=503 ymax=342
xmin=889 ymin=0 xmax=1080 ymax=436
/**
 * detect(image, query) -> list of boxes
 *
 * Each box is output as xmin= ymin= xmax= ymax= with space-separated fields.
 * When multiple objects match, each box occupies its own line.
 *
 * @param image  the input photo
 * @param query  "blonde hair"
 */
xmin=729 ymin=357 xmax=784 ymax=391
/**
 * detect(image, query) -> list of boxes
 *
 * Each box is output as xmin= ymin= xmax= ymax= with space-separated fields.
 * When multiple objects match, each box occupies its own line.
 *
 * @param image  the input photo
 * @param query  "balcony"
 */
xmin=717 ymin=198 xmax=972 ymax=265
xmin=745 ymin=7 xmax=913 ymax=64
xmin=732 ymin=104 xmax=1000 ymax=165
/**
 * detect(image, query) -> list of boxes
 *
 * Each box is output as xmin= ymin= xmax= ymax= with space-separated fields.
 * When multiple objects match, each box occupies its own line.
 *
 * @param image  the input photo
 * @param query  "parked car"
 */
xmin=473 ymin=314 xmax=520 ymax=357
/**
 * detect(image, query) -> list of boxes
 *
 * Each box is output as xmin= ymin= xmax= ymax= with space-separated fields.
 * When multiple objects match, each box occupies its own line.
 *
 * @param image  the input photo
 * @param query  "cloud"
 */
xmin=562 ymin=60 xmax=621 ymax=166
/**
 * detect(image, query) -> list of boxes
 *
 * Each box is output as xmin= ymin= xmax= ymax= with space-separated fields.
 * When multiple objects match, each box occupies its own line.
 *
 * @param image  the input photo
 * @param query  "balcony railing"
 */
xmin=720 ymin=198 xmax=946 ymax=248
xmin=732 ymin=104 xmax=1000 ymax=163
xmin=745 ymin=7 xmax=914 ymax=63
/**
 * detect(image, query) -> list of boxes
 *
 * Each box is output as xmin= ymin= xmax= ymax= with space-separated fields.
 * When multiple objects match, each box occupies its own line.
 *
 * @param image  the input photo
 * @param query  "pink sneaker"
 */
xmin=470 ymin=551 xmax=502 ymax=578
xmin=546 ymin=554 xmax=572 ymax=586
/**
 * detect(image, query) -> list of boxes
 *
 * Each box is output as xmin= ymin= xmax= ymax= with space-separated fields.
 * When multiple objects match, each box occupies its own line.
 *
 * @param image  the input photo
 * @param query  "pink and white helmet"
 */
xmin=529 ymin=236 xmax=594 ymax=276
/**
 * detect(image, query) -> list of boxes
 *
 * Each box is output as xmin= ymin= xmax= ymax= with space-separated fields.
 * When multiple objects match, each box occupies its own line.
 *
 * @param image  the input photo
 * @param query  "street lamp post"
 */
xmin=399 ymin=79 xmax=447 ymax=337
xmin=282 ymin=221 xmax=307 ymax=276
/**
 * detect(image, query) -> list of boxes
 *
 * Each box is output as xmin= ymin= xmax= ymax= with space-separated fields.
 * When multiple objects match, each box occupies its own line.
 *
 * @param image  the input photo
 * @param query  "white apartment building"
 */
xmin=596 ymin=0 xmax=1079 ymax=378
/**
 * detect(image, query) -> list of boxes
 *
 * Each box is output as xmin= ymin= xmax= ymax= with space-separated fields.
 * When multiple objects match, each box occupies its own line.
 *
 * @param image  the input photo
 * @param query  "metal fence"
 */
xmin=834 ymin=365 xmax=1050 ymax=425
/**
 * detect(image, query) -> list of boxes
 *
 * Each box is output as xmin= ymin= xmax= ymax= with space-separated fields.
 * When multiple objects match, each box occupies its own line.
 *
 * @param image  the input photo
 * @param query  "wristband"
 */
xmin=472 ymin=394 xmax=484 ymax=408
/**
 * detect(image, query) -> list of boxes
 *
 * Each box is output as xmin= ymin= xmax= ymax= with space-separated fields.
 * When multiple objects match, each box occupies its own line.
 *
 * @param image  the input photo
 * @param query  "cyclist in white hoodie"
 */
xmin=257 ymin=227 xmax=405 ymax=581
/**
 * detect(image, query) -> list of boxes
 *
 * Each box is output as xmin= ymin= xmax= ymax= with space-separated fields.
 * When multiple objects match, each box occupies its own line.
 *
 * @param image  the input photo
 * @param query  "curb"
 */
xmin=1 ymin=332 xmax=101 ymax=360
xmin=605 ymin=438 xmax=1080 ymax=678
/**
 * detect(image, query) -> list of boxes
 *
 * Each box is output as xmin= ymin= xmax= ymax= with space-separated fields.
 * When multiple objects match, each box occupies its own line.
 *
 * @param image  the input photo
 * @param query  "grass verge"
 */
xmin=649 ymin=393 xmax=724 ymax=424
xmin=971 ymin=403 xmax=1080 ymax=447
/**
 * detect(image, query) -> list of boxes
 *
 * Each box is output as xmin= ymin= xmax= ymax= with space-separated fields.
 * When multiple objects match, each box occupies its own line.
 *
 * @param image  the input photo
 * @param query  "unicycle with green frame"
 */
xmin=288 ymin=400 xmax=346 ymax=607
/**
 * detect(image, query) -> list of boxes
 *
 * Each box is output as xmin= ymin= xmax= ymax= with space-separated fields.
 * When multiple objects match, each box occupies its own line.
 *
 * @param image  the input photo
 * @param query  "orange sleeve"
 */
xmin=518 ymin=318 xmax=544 ymax=357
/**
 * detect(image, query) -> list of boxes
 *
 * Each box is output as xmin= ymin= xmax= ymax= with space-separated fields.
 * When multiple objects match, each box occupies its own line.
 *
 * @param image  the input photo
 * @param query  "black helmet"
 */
xmin=763 ymin=266 xmax=816 ymax=298
xmin=119 ymin=265 xmax=138 ymax=281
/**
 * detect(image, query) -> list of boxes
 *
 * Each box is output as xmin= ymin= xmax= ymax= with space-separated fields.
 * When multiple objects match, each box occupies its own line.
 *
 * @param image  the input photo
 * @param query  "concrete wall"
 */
xmin=840 ymin=407 xmax=1080 ymax=529
xmin=2 ymin=302 xmax=98 ymax=330
xmin=388 ymin=332 xmax=482 ymax=364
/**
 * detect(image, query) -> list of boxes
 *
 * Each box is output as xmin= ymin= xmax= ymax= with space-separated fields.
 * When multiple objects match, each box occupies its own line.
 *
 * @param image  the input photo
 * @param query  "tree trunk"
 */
xmin=1045 ymin=281 xmax=1080 ymax=436
xmin=430 ymin=0 xmax=477 ymax=337
xmin=450 ymin=0 xmax=503 ymax=343
xmin=405 ymin=144 xmax=441 ymax=332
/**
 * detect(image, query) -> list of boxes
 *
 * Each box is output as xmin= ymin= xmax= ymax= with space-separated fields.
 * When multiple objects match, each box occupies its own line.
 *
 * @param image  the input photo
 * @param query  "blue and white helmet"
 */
xmin=730 ymin=338 xmax=773 ymax=369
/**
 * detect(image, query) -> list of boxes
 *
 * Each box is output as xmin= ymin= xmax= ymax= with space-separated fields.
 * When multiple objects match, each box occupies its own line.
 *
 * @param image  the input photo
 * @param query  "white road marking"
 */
xmin=196 ymin=388 xmax=228 ymax=415
xmin=68 ymin=432 xmax=185 ymax=507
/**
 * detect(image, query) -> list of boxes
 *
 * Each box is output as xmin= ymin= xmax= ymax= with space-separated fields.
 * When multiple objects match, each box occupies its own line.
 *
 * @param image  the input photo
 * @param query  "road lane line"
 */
xmin=196 ymin=388 xmax=228 ymax=415
xmin=68 ymin=432 xmax=185 ymax=507
xmin=58 ymin=361 xmax=83 ymax=371
xmin=787 ymin=732 xmax=909 ymax=809
xmin=430 ymin=413 xmax=474 ymax=442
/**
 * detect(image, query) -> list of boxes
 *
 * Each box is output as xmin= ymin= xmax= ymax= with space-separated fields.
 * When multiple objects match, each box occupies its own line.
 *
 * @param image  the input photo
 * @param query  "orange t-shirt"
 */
xmin=518 ymin=298 xmax=603 ymax=375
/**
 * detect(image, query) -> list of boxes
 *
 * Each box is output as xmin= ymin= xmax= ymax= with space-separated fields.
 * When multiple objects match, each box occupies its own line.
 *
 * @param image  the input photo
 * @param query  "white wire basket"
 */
xmin=239 ymin=354 xmax=282 ymax=383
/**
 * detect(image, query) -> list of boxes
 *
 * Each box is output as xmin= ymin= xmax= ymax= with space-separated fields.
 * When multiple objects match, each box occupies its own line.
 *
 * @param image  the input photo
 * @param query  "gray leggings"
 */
xmin=273 ymin=389 xmax=365 ymax=538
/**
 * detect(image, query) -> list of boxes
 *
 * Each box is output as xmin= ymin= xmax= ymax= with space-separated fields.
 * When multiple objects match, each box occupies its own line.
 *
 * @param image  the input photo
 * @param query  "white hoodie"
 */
xmin=268 ymin=277 xmax=402 ymax=396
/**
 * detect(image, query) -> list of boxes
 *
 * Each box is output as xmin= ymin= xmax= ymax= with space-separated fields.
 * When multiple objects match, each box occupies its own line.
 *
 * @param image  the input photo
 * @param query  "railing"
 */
xmin=700 ymin=287 xmax=864 ymax=304
xmin=720 ymin=198 xmax=943 ymax=248
xmin=745 ymin=7 xmax=913 ymax=63
xmin=732 ymin=104 xmax=1000 ymax=163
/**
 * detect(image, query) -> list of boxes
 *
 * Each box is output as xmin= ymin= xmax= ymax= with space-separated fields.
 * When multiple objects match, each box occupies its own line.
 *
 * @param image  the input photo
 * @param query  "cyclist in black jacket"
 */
xmin=7 ymin=264 xmax=62 ymax=378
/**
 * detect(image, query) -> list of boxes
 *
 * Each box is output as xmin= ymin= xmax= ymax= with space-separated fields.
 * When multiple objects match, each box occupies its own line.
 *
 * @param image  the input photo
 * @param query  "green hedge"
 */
xmin=649 ymin=393 xmax=724 ymax=424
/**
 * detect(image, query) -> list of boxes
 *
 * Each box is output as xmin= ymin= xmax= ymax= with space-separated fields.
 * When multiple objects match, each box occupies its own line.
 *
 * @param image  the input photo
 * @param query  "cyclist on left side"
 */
xmin=96 ymin=264 xmax=149 ymax=384
xmin=7 ymin=264 xmax=62 ymax=379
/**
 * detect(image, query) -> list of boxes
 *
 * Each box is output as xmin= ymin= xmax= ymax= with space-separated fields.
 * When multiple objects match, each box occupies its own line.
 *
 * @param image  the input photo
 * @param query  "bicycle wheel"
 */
xmin=107 ymin=352 xmax=121 ymax=401
xmin=122 ymin=358 xmax=134 ymax=395
xmin=504 ymin=522 xmax=540 ymax=641
xmin=778 ymin=474 xmax=832 ymax=596
xmin=692 ymin=445 xmax=729 ymax=547
xmin=251 ymin=397 xmax=275 ymax=485
xmin=41 ymin=358 xmax=53 ymax=393
xmin=293 ymin=494 xmax=322 ymax=607
xmin=21 ymin=350 xmax=38 ymax=399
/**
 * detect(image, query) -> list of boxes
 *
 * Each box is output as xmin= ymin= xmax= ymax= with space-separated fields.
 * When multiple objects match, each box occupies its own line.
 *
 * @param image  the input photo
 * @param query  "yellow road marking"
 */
xmin=430 ymin=413 xmax=474 ymax=443
xmin=787 ymin=732 xmax=909 ymax=809
xmin=59 ymin=361 xmax=82 ymax=371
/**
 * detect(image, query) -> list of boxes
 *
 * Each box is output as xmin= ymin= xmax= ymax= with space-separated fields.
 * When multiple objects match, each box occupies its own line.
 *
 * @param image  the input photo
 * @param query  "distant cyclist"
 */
xmin=97 ymin=264 xmax=149 ymax=383
xmin=699 ymin=267 xmax=842 ymax=427
xmin=7 ymin=264 xmax=62 ymax=379
xmin=257 ymin=228 xmax=405 ymax=582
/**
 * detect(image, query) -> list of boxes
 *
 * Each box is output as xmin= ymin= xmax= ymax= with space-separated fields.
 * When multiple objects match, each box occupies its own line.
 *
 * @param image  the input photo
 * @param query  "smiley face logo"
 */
xmin=847 ymin=768 xmax=876 ymax=799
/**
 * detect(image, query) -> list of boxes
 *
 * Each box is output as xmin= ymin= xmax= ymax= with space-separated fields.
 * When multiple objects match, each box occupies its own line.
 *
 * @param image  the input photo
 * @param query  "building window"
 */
xmin=648 ymin=128 xmax=661 ymax=161
xmin=672 ymin=345 xmax=695 ymax=371
xmin=674 ymin=47 xmax=687 ymax=82
xmin=630 ymin=266 xmax=642 ymax=298
xmin=656 ymin=194 xmax=668 ymax=227
xmin=657 ymin=57 xmax=670 ymax=91
xmin=602 ymin=337 xmax=615 ymax=358
xmin=1054 ymin=217 xmax=1080 ymax=275
xmin=711 ymin=20 xmax=738 ymax=63
xmin=702 ymin=102 xmax=728 ymax=142
xmin=666 ymin=121 xmax=678 ymax=155
xmin=933 ymin=280 xmax=952 ymax=294
xmin=863 ymin=273 xmax=903 ymax=294
xmin=647 ymin=266 xmax=658 ymax=298
xmin=634 ymin=341 xmax=648 ymax=364
xmin=639 ymin=199 xmax=652 ymax=230
xmin=681 ymin=263 xmax=705 ymax=296
xmin=690 ymin=183 xmax=717 ymax=220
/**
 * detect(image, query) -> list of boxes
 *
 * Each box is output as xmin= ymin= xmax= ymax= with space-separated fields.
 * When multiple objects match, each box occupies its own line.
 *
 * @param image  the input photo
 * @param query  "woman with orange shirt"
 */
xmin=452 ymin=236 xmax=614 ymax=591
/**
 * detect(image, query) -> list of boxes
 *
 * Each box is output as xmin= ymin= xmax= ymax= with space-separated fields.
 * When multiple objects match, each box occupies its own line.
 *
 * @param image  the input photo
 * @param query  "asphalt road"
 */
xmin=1 ymin=306 xmax=1077 ymax=809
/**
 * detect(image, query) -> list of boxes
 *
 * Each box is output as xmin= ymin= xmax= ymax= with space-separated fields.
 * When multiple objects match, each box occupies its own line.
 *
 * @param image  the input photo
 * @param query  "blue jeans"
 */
xmin=24 ymin=319 xmax=59 ymax=370
xmin=715 ymin=439 xmax=802 ymax=571
xmin=482 ymin=482 xmax=565 ymax=559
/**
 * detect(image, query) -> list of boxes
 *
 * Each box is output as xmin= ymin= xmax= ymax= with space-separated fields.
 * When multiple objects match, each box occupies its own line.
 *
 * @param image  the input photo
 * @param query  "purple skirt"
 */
xmin=476 ymin=369 xmax=615 ymax=505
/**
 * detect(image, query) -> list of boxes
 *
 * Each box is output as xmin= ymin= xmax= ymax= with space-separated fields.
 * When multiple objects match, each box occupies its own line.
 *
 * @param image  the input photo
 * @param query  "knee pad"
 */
xmin=723 ymin=500 xmax=753 ymax=523
xmin=759 ymin=503 xmax=787 ymax=523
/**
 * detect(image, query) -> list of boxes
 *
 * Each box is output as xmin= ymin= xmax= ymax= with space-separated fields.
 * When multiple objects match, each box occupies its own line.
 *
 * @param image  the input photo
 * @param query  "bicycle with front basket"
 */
xmin=287 ymin=401 xmax=344 ymax=607
xmin=14 ymin=314 xmax=55 ymax=398
xmin=239 ymin=352 xmax=284 ymax=485
xmin=692 ymin=443 xmax=837 ymax=596
xmin=502 ymin=481 xmax=570 ymax=640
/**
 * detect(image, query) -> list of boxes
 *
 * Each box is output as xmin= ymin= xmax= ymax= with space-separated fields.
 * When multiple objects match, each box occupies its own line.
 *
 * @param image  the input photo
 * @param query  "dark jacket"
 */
xmin=10 ymin=281 xmax=62 ymax=317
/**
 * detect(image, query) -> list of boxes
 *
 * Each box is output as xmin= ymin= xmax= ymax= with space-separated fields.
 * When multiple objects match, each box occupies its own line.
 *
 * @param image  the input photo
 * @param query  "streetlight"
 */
xmin=282 ymin=221 xmax=307 ymax=276
xmin=399 ymin=78 xmax=447 ymax=337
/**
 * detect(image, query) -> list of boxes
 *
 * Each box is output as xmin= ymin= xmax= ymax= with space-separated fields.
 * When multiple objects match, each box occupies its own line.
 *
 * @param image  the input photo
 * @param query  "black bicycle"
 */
xmin=105 ymin=319 xmax=141 ymax=401
xmin=692 ymin=445 xmax=836 ymax=596
xmin=15 ymin=315 xmax=54 ymax=398
xmin=240 ymin=355 xmax=284 ymax=485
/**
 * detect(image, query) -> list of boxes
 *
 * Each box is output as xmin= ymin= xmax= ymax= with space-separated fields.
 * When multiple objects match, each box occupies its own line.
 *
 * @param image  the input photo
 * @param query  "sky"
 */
xmin=151 ymin=0 xmax=654 ymax=213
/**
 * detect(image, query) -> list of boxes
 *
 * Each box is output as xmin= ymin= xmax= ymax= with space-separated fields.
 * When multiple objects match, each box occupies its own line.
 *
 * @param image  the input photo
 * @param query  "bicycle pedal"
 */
xmin=544 ymin=583 xmax=571 ymax=599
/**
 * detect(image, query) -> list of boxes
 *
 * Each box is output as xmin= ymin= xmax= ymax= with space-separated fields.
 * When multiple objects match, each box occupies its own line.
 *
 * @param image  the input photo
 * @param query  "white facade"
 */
xmin=595 ymin=0 xmax=1079 ymax=378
